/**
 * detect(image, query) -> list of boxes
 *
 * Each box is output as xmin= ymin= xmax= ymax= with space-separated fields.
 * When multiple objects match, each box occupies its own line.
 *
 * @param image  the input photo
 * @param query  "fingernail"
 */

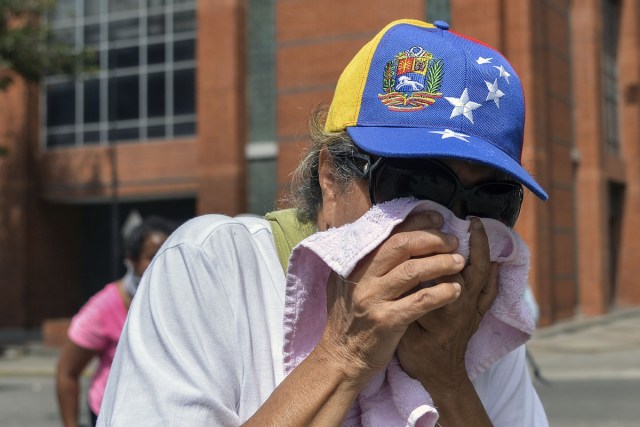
xmin=452 ymin=282 xmax=462 ymax=293
xmin=452 ymin=253 xmax=465 ymax=264
xmin=447 ymin=233 xmax=458 ymax=245
xmin=429 ymin=211 xmax=442 ymax=224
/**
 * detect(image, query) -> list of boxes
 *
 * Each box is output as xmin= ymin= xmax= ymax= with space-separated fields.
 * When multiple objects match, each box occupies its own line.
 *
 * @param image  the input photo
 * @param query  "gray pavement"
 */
xmin=527 ymin=307 xmax=640 ymax=382
xmin=1 ymin=307 xmax=639 ymax=426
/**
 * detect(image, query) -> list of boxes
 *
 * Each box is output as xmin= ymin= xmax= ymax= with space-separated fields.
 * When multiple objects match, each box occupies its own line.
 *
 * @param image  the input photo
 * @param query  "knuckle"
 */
xmin=400 ymin=259 xmax=421 ymax=281
xmin=380 ymin=233 xmax=414 ymax=262
xmin=388 ymin=232 xmax=412 ymax=251
xmin=368 ymin=305 xmax=391 ymax=325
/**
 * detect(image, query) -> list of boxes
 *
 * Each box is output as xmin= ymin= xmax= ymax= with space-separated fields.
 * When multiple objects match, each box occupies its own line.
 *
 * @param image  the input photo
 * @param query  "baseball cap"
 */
xmin=325 ymin=19 xmax=548 ymax=201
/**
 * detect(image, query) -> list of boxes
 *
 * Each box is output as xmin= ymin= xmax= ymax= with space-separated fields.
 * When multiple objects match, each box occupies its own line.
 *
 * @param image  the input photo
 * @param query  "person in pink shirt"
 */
xmin=56 ymin=216 xmax=176 ymax=427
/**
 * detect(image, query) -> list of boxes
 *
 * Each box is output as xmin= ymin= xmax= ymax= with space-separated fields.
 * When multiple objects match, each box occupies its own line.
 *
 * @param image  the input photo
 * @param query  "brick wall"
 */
xmin=616 ymin=0 xmax=640 ymax=305
xmin=0 ymin=77 xmax=30 ymax=327
xmin=274 ymin=0 xmax=593 ymax=325
xmin=275 ymin=0 xmax=428 ymax=199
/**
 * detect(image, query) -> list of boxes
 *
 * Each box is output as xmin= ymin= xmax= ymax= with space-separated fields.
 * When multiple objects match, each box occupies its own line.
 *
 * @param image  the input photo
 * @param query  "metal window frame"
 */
xmin=41 ymin=0 xmax=197 ymax=150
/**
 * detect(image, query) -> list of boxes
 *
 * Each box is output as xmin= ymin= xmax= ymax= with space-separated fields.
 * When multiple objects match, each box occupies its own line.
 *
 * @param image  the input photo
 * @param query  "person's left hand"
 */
xmin=396 ymin=217 xmax=499 ymax=395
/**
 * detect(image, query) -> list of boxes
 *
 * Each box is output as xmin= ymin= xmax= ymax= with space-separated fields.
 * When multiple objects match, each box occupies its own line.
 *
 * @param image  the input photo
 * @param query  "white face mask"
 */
xmin=123 ymin=259 xmax=142 ymax=297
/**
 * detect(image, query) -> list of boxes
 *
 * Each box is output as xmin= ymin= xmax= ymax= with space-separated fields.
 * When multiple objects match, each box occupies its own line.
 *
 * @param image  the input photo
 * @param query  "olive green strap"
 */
xmin=265 ymin=208 xmax=317 ymax=273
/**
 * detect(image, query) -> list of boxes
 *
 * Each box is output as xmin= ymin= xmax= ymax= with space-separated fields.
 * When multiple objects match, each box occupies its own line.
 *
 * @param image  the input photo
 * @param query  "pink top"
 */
xmin=68 ymin=283 xmax=127 ymax=415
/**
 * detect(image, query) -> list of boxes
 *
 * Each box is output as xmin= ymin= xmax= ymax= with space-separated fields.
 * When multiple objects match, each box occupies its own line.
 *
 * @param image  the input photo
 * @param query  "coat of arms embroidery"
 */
xmin=378 ymin=46 xmax=444 ymax=111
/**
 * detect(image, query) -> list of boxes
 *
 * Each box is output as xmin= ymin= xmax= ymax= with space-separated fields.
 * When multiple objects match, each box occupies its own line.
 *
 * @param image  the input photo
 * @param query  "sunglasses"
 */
xmin=342 ymin=152 xmax=524 ymax=227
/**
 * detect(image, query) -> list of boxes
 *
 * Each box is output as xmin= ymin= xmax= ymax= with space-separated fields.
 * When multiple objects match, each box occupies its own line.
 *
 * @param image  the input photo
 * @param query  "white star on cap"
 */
xmin=494 ymin=65 xmax=511 ymax=83
xmin=445 ymin=88 xmax=482 ymax=124
xmin=485 ymin=79 xmax=505 ymax=107
xmin=476 ymin=56 xmax=492 ymax=64
xmin=429 ymin=129 xmax=470 ymax=142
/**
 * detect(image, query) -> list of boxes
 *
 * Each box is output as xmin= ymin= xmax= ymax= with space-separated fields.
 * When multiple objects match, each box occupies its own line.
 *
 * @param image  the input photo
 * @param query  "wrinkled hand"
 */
xmin=397 ymin=217 xmax=499 ymax=395
xmin=315 ymin=211 xmax=466 ymax=384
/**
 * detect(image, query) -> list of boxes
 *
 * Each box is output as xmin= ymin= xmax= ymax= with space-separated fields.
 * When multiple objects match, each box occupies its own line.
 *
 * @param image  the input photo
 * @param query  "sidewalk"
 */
xmin=527 ymin=307 xmax=640 ymax=381
xmin=1 ymin=307 xmax=640 ymax=379
xmin=0 ymin=338 xmax=60 ymax=378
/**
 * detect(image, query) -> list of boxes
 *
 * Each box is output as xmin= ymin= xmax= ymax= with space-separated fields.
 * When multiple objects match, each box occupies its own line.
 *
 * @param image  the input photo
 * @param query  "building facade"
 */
xmin=0 ymin=0 xmax=638 ymax=331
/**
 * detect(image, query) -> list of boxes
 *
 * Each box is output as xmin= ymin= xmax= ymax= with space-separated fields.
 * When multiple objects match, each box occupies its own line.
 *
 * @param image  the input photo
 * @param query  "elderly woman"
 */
xmin=99 ymin=20 xmax=548 ymax=426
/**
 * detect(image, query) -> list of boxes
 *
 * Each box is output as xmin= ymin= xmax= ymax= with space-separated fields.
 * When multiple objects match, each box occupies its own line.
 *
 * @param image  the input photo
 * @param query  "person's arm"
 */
xmin=56 ymin=339 xmax=96 ymax=427
xmin=245 ymin=212 xmax=468 ymax=426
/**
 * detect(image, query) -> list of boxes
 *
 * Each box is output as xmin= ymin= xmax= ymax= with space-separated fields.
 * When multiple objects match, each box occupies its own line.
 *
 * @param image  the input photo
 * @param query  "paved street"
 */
xmin=527 ymin=308 xmax=640 ymax=426
xmin=0 ymin=347 xmax=91 ymax=427
xmin=1 ymin=308 xmax=640 ymax=426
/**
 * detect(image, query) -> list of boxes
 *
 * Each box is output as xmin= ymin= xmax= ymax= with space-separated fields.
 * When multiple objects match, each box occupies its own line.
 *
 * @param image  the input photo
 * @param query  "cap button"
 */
xmin=434 ymin=20 xmax=450 ymax=30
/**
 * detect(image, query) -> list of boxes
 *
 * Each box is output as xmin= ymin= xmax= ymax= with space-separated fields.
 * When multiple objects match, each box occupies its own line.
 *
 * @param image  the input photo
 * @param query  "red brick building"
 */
xmin=0 ymin=0 xmax=638 ymax=333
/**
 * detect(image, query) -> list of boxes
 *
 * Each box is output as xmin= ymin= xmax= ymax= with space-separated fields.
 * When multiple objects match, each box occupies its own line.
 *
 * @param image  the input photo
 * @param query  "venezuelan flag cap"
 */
xmin=325 ymin=19 xmax=548 ymax=201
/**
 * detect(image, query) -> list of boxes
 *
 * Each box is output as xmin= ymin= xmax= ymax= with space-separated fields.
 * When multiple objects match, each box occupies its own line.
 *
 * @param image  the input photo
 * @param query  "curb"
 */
xmin=533 ymin=307 xmax=640 ymax=339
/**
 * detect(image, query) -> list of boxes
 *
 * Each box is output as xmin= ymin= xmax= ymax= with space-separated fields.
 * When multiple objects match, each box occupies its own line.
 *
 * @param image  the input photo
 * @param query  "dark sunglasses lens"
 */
xmin=372 ymin=158 xmax=524 ymax=226
xmin=469 ymin=183 xmax=523 ymax=226
xmin=374 ymin=160 xmax=457 ymax=204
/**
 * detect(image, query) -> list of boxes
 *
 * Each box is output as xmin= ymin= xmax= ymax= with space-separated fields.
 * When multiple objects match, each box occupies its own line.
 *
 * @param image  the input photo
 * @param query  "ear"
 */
xmin=317 ymin=148 xmax=337 ymax=230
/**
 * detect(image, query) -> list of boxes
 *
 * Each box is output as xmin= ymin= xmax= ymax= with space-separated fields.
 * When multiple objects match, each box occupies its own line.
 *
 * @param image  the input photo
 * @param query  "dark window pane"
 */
xmin=84 ymin=24 xmax=100 ymax=45
xmin=83 ymin=79 xmax=100 ymax=123
xmin=109 ymin=0 xmax=140 ymax=13
xmin=47 ymin=82 xmax=76 ymax=127
xmin=109 ymin=18 xmax=139 ymax=41
xmin=173 ymin=39 xmax=195 ymax=62
xmin=109 ymin=75 xmax=139 ymax=121
xmin=84 ymin=0 xmax=100 ymax=17
xmin=147 ymin=43 xmax=165 ymax=64
xmin=109 ymin=46 xmax=139 ymax=69
xmin=147 ymin=14 xmax=165 ymax=36
xmin=147 ymin=72 xmax=165 ymax=117
xmin=147 ymin=0 xmax=166 ymax=7
xmin=109 ymin=127 xmax=139 ymax=142
xmin=83 ymin=131 xmax=101 ymax=144
xmin=173 ymin=68 xmax=195 ymax=115
xmin=47 ymin=133 xmax=75 ymax=148
xmin=174 ymin=122 xmax=195 ymax=136
xmin=173 ymin=10 xmax=195 ymax=34
xmin=82 ymin=49 xmax=100 ymax=70
xmin=147 ymin=125 xmax=166 ymax=138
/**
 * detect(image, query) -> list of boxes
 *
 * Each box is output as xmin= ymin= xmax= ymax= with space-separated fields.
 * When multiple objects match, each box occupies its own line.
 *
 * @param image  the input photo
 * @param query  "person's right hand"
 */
xmin=314 ymin=210 xmax=465 ymax=385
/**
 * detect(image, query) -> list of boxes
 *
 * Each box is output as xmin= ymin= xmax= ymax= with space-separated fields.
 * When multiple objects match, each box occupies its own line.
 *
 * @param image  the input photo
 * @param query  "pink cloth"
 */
xmin=68 ymin=283 xmax=127 ymax=415
xmin=282 ymin=198 xmax=534 ymax=427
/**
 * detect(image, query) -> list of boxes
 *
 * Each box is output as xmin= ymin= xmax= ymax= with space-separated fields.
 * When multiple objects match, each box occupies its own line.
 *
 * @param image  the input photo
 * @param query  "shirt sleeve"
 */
xmin=98 ymin=226 xmax=243 ymax=426
xmin=473 ymin=345 xmax=549 ymax=426
xmin=68 ymin=289 xmax=109 ymax=351
xmin=98 ymin=220 xmax=281 ymax=426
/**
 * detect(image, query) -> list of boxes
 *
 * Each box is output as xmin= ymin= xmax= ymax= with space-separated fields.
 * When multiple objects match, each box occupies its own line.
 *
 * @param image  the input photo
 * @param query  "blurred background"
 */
xmin=0 ymin=0 xmax=638 ymax=354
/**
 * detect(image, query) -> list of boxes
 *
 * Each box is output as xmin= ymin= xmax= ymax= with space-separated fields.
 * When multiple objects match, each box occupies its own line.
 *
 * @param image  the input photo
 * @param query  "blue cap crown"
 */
xmin=326 ymin=19 xmax=547 ymax=200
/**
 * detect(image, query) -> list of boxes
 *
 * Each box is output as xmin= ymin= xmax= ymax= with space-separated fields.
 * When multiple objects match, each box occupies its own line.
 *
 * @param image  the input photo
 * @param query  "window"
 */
xmin=602 ymin=0 xmax=621 ymax=155
xmin=43 ymin=0 xmax=197 ymax=148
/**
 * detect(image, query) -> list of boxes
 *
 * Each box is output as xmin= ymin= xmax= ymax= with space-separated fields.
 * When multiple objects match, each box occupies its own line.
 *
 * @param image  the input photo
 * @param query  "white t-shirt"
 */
xmin=98 ymin=214 xmax=548 ymax=426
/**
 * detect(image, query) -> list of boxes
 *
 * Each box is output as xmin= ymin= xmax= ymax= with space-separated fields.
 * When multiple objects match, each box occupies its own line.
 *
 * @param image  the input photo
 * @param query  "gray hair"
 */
xmin=289 ymin=107 xmax=363 ymax=224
